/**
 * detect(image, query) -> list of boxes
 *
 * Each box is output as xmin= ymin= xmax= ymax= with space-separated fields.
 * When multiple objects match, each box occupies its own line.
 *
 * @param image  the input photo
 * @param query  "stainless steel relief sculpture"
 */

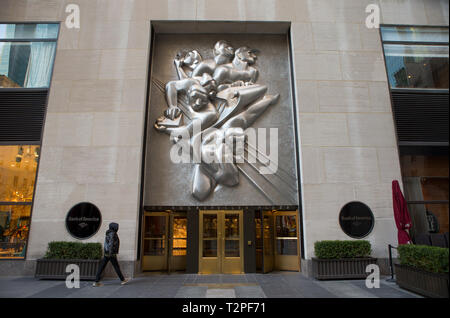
xmin=153 ymin=40 xmax=280 ymax=201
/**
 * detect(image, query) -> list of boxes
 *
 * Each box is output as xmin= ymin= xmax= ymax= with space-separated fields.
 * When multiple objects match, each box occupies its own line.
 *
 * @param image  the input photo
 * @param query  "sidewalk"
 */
xmin=0 ymin=272 xmax=421 ymax=298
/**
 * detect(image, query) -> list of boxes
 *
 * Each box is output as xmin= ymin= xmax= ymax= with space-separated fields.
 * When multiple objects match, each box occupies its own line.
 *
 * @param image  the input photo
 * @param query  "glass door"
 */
xmin=222 ymin=212 xmax=242 ymax=274
xmin=169 ymin=213 xmax=187 ymax=272
xmin=199 ymin=211 xmax=219 ymax=274
xmin=274 ymin=211 xmax=300 ymax=271
xmin=199 ymin=210 xmax=243 ymax=274
xmin=142 ymin=212 xmax=168 ymax=271
xmin=142 ymin=211 xmax=187 ymax=272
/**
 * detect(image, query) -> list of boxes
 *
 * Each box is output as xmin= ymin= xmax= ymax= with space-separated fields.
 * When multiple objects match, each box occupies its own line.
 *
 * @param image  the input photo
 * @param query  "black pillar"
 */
xmin=186 ymin=209 xmax=199 ymax=273
xmin=244 ymin=208 xmax=256 ymax=273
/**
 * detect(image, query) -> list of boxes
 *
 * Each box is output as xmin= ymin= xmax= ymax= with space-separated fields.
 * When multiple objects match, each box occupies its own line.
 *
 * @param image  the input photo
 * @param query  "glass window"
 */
xmin=0 ymin=23 xmax=58 ymax=88
xmin=0 ymin=145 xmax=39 ymax=202
xmin=384 ymin=44 xmax=449 ymax=88
xmin=400 ymin=155 xmax=449 ymax=235
xmin=381 ymin=26 xmax=449 ymax=43
xmin=202 ymin=214 xmax=217 ymax=257
xmin=144 ymin=215 xmax=166 ymax=239
xmin=276 ymin=215 xmax=297 ymax=237
xmin=381 ymin=26 xmax=449 ymax=89
xmin=0 ymin=145 xmax=39 ymax=259
xmin=0 ymin=24 xmax=59 ymax=40
xmin=0 ymin=205 xmax=31 ymax=258
xmin=172 ymin=216 xmax=187 ymax=256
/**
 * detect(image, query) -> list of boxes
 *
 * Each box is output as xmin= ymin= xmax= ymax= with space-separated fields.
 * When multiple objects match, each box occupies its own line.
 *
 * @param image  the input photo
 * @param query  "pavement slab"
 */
xmin=0 ymin=273 xmax=422 ymax=298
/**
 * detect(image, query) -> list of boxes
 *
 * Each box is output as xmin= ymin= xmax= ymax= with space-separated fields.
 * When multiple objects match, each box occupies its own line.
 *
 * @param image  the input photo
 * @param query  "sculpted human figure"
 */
xmin=213 ymin=46 xmax=259 ymax=90
xmin=154 ymin=78 xmax=218 ymax=141
xmin=191 ymin=40 xmax=235 ymax=78
xmin=192 ymin=93 xmax=279 ymax=201
xmin=174 ymin=41 xmax=234 ymax=80
xmin=153 ymin=40 xmax=280 ymax=201
xmin=161 ymin=72 xmax=217 ymax=121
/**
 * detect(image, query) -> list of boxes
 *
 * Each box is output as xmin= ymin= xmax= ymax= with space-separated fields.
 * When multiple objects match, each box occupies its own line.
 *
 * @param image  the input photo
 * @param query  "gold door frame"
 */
xmin=142 ymin=211 xmax=187 ymax=272
xmin=142 ymin=211 xmax=169 ymax=271
xmin=273 ymin=210 xmax=300 ymax=271
xmin=199 ymin=210 xmax=244 ymax=274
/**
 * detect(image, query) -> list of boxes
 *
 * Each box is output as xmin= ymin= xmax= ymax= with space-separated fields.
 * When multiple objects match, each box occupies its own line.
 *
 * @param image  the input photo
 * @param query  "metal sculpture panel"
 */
xmin=145 ymin=34 xmax=298 ymax=206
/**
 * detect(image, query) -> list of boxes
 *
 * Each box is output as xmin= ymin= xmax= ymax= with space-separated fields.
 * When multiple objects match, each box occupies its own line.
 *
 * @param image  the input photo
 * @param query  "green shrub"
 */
xmin=398 ymin=244 xmax=449 ymax=274
xmin=44 ymin=241 xmax=102 ymax=260
xmin=314 ymin=240 xmax=372 ymax=259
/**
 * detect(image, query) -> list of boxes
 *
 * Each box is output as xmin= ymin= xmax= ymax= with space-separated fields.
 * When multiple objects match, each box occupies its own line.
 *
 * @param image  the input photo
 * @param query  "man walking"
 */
xmin=93 ymin=222 xmax=128 ymax=287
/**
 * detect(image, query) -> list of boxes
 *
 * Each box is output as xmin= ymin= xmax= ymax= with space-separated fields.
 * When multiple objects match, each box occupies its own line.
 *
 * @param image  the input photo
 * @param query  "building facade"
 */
xmin=0 ymin=0 xmax=448 ymax=277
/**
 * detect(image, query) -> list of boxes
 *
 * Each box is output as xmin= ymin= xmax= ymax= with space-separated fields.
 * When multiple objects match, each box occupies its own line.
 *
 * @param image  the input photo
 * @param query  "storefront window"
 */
xmin=0 ymin=205 xmax=31 ymax=258
xmin=381 ymin=26 xmax=449 ymax=89
xmin=0 ymin=145 xmax=39 ymax=259
xmin=400 ymin=155 xmax=449 ymax=236
xmin=0 ymin=145 xmax=38 ymax=202
xmin=0 ymin=23 xmax=58 ymax=88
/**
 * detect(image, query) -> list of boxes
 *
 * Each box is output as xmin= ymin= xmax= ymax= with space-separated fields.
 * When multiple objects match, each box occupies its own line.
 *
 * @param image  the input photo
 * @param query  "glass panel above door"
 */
xmin=144 ymin=215 xmax=166 ymax=239
xmin=276 ymin=215 xmax=297 ymax=237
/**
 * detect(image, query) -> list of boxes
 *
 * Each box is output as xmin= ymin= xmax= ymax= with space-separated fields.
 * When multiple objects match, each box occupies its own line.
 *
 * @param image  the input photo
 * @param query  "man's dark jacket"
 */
xmin=104 ymin=222 xmax=120 ymax=256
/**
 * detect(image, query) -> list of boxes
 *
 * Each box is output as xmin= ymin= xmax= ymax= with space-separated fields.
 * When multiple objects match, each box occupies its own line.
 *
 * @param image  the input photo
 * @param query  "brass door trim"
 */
xmin=142 ymin=211 xmax=169 ymax=271
xmin=273 ymin=210 xmax=300 ymax=272
xmin=199 ymin=210 xmax=244 ymax=274
xmin=142 ymin=211 xmax=187 ymax=272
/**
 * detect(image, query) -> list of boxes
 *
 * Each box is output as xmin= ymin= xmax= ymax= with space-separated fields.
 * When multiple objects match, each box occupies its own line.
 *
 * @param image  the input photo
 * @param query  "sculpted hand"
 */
xmin=164 ymin=106 xmax=181 ymax=120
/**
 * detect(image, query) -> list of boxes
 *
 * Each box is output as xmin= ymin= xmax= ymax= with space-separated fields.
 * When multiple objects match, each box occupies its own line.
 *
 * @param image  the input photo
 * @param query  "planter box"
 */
xmin=35 ymin=259 xmax=101 ymax=281
xmin=395 ymin=264 xmax=449 ymax=298
xmin=312 ymin=257 xmax=378 ymax=280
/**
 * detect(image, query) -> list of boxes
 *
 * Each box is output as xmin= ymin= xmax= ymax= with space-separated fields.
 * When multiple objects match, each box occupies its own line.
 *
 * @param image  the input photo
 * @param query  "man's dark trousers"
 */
xmin=95 ymin=255 xmax=125 ymax=282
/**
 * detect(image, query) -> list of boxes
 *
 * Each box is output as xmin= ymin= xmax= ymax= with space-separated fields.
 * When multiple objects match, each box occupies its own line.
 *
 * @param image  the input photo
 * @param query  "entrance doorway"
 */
xmin=256 ymin=210 xmax=300 ymax=272
xmin=142 ymin=211 xmax=187 ymax=272
xmin=199 ymin=210 xmax=244 ymax=274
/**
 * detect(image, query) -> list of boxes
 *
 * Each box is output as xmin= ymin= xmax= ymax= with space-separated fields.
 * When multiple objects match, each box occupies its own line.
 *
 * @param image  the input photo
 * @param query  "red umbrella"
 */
xmin=392 ymin=180 xmax=412 ymax=245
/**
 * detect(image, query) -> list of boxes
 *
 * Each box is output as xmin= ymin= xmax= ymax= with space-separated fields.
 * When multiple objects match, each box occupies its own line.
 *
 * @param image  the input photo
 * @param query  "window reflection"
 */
xmin=203 ymin=214 xmax=217 ymax=257
xmin=381 ymin=26 xmax=449 ymax=89
xmin=0 ymin=24 xmax=59 ymax=88
xmin=0 ymin=42 xmax=57 ymax=88
xmin=381 ymin=26 xmax=449 ymax=43
xmin=144 ymin=239 xmax=165 ymax=256
xmin=384 ymin=44 xmax=449 ymax=88
xmin=203 ymin=214 xmax=217 ymax=239
xmin=144 ymin=216 xmax=166 ymax=239
xmin=225 ymin=214 xmax=239 ymax=239
xmin=401 ymin=155 xmax=449 ymax=235
xmin=276 ymin=239 xmax=297 ymax=255
xmin=225 ymin=240 xmax=239 ymax=257
xmin=276 ymin=215 xmax=297 ymax=237
xmin=203 ymin=240 xmax=217 ymax=257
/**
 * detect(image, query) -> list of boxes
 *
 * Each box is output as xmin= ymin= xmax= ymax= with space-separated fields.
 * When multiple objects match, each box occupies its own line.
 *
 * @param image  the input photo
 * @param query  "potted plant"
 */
xmin=312 ymin=240 xmax=377 ymax=280
xmin=35 ymin=241 xmax=102 ymax=280
xmin=395 ymin=244 xmax=449 ymax=298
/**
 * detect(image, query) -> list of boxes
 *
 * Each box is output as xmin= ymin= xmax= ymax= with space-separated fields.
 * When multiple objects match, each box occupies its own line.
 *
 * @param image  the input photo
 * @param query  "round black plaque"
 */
xmin=339 ymin=201 xmax=374 ymax=239
xmin=65 ymin=202 xmax=102 ymax=239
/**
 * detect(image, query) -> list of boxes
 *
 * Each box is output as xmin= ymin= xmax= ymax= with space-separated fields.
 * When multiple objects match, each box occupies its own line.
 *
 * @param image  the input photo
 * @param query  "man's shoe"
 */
xmin=92 ymin=282 xmax=103 ymax=287
xmin=121 ymin=279 xmax=129 ymax=285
